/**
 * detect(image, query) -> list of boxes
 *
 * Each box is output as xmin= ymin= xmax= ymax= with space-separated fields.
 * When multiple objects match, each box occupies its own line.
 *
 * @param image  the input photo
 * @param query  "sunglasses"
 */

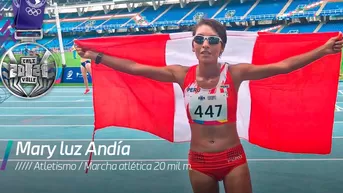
xmin=193 ymin=35 xmax=222 ymax=45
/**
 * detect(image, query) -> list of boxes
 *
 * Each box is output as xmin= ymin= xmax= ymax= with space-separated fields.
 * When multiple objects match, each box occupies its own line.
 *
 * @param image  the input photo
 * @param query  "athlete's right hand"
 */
xmin=75 ymin=46 xmax=98 ymax=60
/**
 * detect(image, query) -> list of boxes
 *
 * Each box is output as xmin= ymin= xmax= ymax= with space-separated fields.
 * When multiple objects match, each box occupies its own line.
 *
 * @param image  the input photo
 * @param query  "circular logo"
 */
xmin=67 ymin=70 xmax=73 ymax=78
xmin=0 ymin=42 xmax=57 ymax=99
xmin=26 ymin=0 xmax=46 ymax=9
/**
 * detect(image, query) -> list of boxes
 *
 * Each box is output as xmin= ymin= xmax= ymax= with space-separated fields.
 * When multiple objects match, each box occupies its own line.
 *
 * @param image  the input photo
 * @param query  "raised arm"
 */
xmin=233 ymin=35 xmax=343 ymax=81
xmin=75 ymin=47 xmax=187 ymax=83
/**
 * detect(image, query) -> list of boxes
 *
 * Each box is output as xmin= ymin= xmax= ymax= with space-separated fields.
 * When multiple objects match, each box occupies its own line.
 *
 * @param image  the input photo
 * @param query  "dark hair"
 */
xmin=192 ymin=18 xmax=227 ymax=48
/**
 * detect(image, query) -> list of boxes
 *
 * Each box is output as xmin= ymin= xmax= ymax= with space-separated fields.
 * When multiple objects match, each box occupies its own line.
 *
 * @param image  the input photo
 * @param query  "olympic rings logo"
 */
xmin=25 ymin=7 xmax=41 ymax=16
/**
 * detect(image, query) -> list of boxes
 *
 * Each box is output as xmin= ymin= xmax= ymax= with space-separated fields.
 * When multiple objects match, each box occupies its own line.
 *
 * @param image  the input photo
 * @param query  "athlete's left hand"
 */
xmin=320 ymin=34 xmax=343 ymax=55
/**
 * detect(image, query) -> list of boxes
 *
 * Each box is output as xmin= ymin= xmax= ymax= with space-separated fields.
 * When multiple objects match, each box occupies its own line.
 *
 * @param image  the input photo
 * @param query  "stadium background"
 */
xmin=1 ymin=0 xmax=343 ymax=84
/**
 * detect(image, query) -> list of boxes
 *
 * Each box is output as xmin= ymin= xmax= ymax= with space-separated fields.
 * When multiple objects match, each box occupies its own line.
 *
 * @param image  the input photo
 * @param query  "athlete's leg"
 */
xmin=222 ymin=163 xmax=252 ymax=193
xmin=189 ymin=169 xmax=219 ymax=193
xmin=73 ymin=50 xmax=77 ymax=59
xmin=80 ymin=64 xmax=90 ymax=94
xmin=85 ymin=62 xmax=92 ymax=77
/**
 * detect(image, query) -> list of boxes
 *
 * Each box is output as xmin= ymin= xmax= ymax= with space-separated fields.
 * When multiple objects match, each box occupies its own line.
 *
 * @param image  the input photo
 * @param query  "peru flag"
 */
xmin=75 ymin=31 xmax=341 ymax=154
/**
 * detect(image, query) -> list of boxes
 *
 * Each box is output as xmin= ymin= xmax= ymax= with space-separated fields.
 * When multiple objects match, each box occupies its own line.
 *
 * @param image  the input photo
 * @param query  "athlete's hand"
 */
xmin=75 ymin=46 xmax=98 ymax=60
xmin=320 ymin=34 xmax=343 ymax=55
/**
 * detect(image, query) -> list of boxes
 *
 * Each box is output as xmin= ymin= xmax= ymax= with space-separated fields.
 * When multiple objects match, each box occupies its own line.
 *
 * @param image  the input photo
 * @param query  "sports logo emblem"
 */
xmin=25 ymin=0 xmax=46 ymax=16
xmin=0 ymin=42 xmax=57 ymax=99
xmin=25 ymin=7 xmax=41 ymax=16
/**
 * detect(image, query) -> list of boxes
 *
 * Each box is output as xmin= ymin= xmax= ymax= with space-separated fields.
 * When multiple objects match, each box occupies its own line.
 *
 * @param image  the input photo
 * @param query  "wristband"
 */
xmin=95 ymin=53 xmax=104 ymax=64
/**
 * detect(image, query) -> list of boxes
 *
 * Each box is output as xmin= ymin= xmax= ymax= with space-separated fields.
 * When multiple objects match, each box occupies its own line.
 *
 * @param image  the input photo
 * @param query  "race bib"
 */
xmin=188 ymin=89 xmax=228 ymax=123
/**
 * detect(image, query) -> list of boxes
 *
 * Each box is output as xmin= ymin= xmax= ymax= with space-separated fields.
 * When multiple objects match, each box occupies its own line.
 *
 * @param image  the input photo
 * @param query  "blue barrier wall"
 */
xmin=61 ymin=67 xmax=92 ymax=83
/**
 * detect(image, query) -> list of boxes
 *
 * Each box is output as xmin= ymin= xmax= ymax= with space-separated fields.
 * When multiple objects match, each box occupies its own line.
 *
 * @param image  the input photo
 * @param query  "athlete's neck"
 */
xmin=198 ymin=62 xmax=221 ymax=79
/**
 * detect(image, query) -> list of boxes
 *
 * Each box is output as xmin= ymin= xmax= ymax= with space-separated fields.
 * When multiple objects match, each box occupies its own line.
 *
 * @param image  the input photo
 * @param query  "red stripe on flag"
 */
xmin=249 ymin=32 xmax=341 ymax=154
xmin=77 ymin=34 xmax=177 ymax=141
xmin=74 ymin=34 xmax=170 ymax=66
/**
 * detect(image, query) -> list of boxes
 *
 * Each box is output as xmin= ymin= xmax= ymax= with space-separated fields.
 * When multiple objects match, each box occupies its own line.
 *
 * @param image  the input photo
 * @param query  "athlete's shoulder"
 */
xmin=167 ymin=64 xmax=192 ymax=70
xmin=165 ymin=65 xmax=194 ymax=89
xmin=166 ymin=64 xmax=191 ymax=75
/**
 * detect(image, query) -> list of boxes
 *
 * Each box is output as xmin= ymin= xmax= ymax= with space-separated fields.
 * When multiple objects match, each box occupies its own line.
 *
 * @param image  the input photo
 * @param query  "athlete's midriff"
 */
xmin=189 ymin=122 xmax=241 ymax=153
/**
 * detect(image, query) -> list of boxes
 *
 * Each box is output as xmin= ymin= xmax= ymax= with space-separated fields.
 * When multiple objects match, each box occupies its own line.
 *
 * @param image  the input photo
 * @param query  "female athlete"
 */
xmin=73 ymin=41 xmax=92 ymax=94
xmin=80 ymin=57 xmax=92 ymax=94
xmin=75 ymin=19 xmax=343 ymax=193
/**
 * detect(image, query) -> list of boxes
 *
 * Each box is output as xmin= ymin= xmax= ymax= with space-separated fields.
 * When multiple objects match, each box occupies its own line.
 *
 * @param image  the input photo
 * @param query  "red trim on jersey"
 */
xmin=182 ymin=63 xmax=238 ymax=124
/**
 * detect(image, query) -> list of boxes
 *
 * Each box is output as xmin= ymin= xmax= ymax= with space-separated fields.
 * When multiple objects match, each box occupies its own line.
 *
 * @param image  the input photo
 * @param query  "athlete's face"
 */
xmin=192 ymin=25 xmax=224 ymax=64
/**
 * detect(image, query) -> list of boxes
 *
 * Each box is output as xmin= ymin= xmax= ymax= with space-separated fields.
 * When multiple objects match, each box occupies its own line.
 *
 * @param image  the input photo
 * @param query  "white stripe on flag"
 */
xmin=221 ymin=31 xmax=258 ymax=64
xmin=166 ymin=32 xmax=194 ymax=142
xmin=226 ymin=32 xmax=258 ymax=141
xmin=166 ymin=32 xmax=199 ymax=66
xmin=237 ymin=80 xmax=252 ymax=140
xmin=172 ymin=83 xmax=191 ymax=142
